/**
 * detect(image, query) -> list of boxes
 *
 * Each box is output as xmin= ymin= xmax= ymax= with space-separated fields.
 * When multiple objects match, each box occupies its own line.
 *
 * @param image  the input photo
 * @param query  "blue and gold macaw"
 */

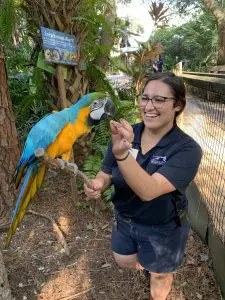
xmin=6 ymin=92 xmax=115 ymax=246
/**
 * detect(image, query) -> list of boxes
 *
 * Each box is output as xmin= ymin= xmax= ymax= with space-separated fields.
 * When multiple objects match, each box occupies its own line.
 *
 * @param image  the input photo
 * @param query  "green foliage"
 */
xmin=163 ymin=0 xmax=225 ymax=14
xmin=76 ymin=0 xmax=114 ymax=63
xmin=92 ymin=121 xmax=111 ymax=148
xmin=87 ymin=64 xmax=117 ymax=100
xmin=161 ymin=0 xmax=202 ymax=15
xmin=1 ymin=7 xmax=52 ymax=143
xmin=8 ymin=65 xmax=51 ymax=142
xmin=5 ymin=41 xmax=33 ymax=73
xmin=116 ymin=83 xmax=136 ymax=101
xmin=82 ymin=154 xmax=103 ymax=179
xmin=0 ymin=0 xmax=16 ymax=44
xmin=115 ymin=99 xmax=138 ymax=123
xmin=152 ymin=9 xmax=218 ymax=71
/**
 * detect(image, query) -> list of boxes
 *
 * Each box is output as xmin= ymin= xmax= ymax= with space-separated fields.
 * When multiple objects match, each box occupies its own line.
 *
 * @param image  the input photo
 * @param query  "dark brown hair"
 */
xmin=143 ymin=72 xmax=186 ymax=120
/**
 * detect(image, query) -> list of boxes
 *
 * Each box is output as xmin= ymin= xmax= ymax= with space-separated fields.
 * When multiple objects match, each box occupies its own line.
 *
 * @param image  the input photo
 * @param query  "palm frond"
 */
xmin=82 ymin=155 xmax=103 ymax=179
xmin=0 ymin=0 xmax=16 ymax=44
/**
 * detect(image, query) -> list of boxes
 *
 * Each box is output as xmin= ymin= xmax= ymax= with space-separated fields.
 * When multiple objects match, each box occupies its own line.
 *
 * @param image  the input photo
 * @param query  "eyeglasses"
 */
xmin=140 ymin=95 xmax=176 ymax=108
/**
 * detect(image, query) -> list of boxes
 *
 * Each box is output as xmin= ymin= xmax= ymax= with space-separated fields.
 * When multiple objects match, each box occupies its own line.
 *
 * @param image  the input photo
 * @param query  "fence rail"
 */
xmin=173 ymin=62 xmax=225 ymax=297
xmin=181 ymin=74 xmax=225 ymax=244
xmin=183 ymin=71 xmax=225 ymax=79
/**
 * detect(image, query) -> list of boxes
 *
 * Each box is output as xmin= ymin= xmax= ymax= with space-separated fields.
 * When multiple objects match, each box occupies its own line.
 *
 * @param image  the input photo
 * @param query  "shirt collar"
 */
xmin=133 ymin=122 xmax=182 ymax=148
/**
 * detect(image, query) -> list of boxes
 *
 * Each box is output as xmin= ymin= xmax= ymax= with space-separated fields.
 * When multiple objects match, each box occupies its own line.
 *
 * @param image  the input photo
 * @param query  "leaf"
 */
xmin=196 ymin=293 xmax=203 ymax=299
xmin=101 ymin=223 xmax=109 ymax=230
xmin=101 ymin=263 xmax=112 ymax=268
xmin=86 ymin=224 xmax=94 ymax=230
xmin=200 ymin=254 xmax=209 ymax=262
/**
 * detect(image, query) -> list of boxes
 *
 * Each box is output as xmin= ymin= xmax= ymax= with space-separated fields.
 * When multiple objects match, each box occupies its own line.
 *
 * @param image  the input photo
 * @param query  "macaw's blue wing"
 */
xmin=14 ymin=111 xmax=70 ymax=186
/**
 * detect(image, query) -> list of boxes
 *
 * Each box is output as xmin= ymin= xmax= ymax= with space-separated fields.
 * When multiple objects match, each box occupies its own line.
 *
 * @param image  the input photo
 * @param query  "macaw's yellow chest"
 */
xmin=47 ymin=107 xmax=91 ymax=158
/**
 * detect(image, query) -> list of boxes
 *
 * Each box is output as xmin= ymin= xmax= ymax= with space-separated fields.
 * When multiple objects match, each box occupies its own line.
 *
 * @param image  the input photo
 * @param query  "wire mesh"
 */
xmin=180 ymin=81 xmax=225 ymax=244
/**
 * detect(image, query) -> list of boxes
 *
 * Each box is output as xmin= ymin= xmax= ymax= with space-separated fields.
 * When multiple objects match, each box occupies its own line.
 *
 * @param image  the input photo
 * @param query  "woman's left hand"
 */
xmin=110 ymin=119 xmax=134 ymax=158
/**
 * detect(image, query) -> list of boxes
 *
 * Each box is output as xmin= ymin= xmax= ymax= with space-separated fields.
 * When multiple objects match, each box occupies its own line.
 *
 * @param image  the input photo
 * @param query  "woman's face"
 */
xmin=139 ymin=80 xmax=181 ymax=131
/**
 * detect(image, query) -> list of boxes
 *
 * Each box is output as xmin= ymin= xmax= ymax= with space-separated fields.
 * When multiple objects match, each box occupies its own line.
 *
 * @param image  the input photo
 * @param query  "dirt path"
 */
xmin=1 ymin=173 xmax=222 ymax=300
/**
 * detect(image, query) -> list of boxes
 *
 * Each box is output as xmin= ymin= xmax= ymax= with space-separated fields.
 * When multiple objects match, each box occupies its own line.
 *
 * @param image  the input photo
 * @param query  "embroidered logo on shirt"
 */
xmin=151 ymin=155 xmax=167 ymax=165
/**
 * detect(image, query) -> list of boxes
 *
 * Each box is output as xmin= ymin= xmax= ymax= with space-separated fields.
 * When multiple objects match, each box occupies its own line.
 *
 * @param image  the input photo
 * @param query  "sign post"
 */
xmin=56 ymin=65 xmax=67 ymax=108
xmin=40 ymin=27 xmax=78 ymax=108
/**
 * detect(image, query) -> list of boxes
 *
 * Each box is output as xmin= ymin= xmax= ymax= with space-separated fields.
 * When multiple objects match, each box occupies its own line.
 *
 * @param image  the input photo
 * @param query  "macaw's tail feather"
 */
xmin=12 ymin=164 xmax=28 ymax=188
xmin=5 ymin=164 xmax=46 ymax=247
xmin=13 ymin=156 xmax=36 ymax=188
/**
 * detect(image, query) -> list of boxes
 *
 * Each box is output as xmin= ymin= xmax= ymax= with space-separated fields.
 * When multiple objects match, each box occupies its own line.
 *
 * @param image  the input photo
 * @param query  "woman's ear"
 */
xmin=174 ymin=100 xmax=184 ymax=113
xmin=174 ymin=105 xmax=182 ymax=112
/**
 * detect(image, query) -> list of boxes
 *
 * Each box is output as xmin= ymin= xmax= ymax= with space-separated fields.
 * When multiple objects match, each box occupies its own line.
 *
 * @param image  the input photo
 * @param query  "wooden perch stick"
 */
xmin=27 ymin=210 xmax=70 ymax=256
xmin=35 ymin=148 xmax=107 ymax=210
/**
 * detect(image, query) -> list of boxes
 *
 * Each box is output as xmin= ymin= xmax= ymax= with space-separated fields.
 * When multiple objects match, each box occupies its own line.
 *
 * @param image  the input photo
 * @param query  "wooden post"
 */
xmin=56 ymin=64 xmax=68 ymax=109
xmin=55 ymin=64 xmax=79 ymax=204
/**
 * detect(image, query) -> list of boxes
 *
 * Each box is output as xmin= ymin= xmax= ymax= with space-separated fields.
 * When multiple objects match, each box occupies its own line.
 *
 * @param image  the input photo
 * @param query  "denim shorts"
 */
xmin=111 ymin=211 xmax=190 ymax=273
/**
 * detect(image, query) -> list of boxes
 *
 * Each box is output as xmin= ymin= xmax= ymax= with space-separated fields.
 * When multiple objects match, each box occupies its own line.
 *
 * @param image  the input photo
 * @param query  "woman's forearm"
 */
xmin=116 ymin=153 xmax=162 ymax=201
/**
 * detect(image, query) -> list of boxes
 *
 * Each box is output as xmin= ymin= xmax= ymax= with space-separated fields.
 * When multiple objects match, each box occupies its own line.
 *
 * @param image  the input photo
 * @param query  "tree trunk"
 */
xmin=202 ymin=0 xmax=225 ymax=65
xmin=217 ymin=20 xmax=225 ymax=65
xmin=0 ymin=251 xmax=13 ymax=300
xmin=0 ymin=52 xmax=20 ymax=225
xmin=94 ymin=0 xmax=116 ymax=70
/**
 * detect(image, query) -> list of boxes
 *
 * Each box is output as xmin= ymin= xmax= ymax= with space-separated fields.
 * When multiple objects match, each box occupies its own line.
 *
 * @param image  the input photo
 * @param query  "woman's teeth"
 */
xmin=145 ymin=113 xmax=159 ymax=118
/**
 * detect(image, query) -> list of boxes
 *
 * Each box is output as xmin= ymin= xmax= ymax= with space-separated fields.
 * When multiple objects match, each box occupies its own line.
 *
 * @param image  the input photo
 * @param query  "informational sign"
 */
xmin=37 ymin=52 xmax=68 ymax=79
xmin=40 ymin=27 xmax=78 ymax=65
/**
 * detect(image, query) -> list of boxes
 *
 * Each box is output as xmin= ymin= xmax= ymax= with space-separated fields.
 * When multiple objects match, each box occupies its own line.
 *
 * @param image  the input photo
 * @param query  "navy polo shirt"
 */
xmin=101 ymin=122 xmax=202 ymax=225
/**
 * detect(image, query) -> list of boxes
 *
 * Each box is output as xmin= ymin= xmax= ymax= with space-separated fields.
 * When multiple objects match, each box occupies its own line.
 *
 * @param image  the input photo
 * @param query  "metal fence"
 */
xmin=180 ymin=77 xmax=225 ymax=244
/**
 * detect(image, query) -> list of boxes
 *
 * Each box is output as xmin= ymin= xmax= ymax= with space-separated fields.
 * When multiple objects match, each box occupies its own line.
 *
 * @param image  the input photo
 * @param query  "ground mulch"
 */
xmin=1 ymin=172 xmax=223 ymax=300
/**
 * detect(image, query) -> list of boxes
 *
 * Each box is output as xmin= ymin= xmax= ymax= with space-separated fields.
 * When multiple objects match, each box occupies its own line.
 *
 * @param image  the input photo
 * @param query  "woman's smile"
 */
xmin=144 ymin=112 xmax=160 ymax=119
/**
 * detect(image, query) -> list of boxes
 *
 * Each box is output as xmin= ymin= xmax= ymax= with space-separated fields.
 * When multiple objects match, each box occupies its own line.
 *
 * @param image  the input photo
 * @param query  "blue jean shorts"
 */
xmin=111 ymin=212 xmax=190 ymax=273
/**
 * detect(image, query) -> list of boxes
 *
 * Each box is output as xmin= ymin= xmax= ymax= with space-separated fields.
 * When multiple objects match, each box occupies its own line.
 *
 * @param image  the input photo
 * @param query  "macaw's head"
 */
xmin=86 ymin=92 xmax=116 ymax=126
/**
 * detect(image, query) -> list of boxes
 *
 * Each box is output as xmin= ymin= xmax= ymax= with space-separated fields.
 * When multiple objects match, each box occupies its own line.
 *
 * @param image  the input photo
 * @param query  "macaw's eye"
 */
xmin=93 ymin=100 xmax=98 ymax=106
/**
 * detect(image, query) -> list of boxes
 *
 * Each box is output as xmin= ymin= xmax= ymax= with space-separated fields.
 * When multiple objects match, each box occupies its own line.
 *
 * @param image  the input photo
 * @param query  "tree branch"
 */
xmin=27 ymin=210 xmax=70 ymax=256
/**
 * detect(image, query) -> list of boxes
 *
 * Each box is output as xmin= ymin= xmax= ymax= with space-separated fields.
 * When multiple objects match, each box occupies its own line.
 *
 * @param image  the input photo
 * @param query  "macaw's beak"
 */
xmin=88 ymin=97 xmax=116 ymax=126
xmin=103 ymin=98 xmax=116 ymax=119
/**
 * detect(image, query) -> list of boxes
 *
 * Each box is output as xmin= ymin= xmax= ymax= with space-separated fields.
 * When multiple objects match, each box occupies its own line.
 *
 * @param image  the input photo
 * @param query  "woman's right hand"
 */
xmin=84 ymin=178 xmax=104 ymax=199
xmin=110 ymin=119 xmax=134 ymax=158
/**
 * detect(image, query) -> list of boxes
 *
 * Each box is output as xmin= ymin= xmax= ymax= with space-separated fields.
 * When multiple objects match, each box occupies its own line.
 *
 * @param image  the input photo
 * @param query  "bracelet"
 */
xmin=115 ymin=152 xmax=129 ymax=161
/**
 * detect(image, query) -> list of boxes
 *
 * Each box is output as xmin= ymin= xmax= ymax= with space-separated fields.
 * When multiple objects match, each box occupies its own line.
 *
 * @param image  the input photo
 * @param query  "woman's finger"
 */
xmin=117 ymin=126 xmax=134 ymax=142
xmin=120 ymin=119 xmax=132 ymax=131
xmin=110 ymin=120 xmax=120 ymax=134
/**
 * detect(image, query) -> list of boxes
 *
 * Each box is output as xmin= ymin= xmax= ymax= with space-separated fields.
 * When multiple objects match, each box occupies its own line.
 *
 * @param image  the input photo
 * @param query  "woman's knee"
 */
xmin=113 ymin=252 xmax=140 ymax=269
xmin=151 ymin=271 xmax=173 ymax=281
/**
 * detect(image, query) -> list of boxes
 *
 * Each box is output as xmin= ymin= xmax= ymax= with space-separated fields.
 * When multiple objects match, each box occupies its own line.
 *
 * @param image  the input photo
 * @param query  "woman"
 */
xmin=84 ymin=72 xmax=202 ymax=300
xmin=153 ymin=54 xmax=163 ymax=73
